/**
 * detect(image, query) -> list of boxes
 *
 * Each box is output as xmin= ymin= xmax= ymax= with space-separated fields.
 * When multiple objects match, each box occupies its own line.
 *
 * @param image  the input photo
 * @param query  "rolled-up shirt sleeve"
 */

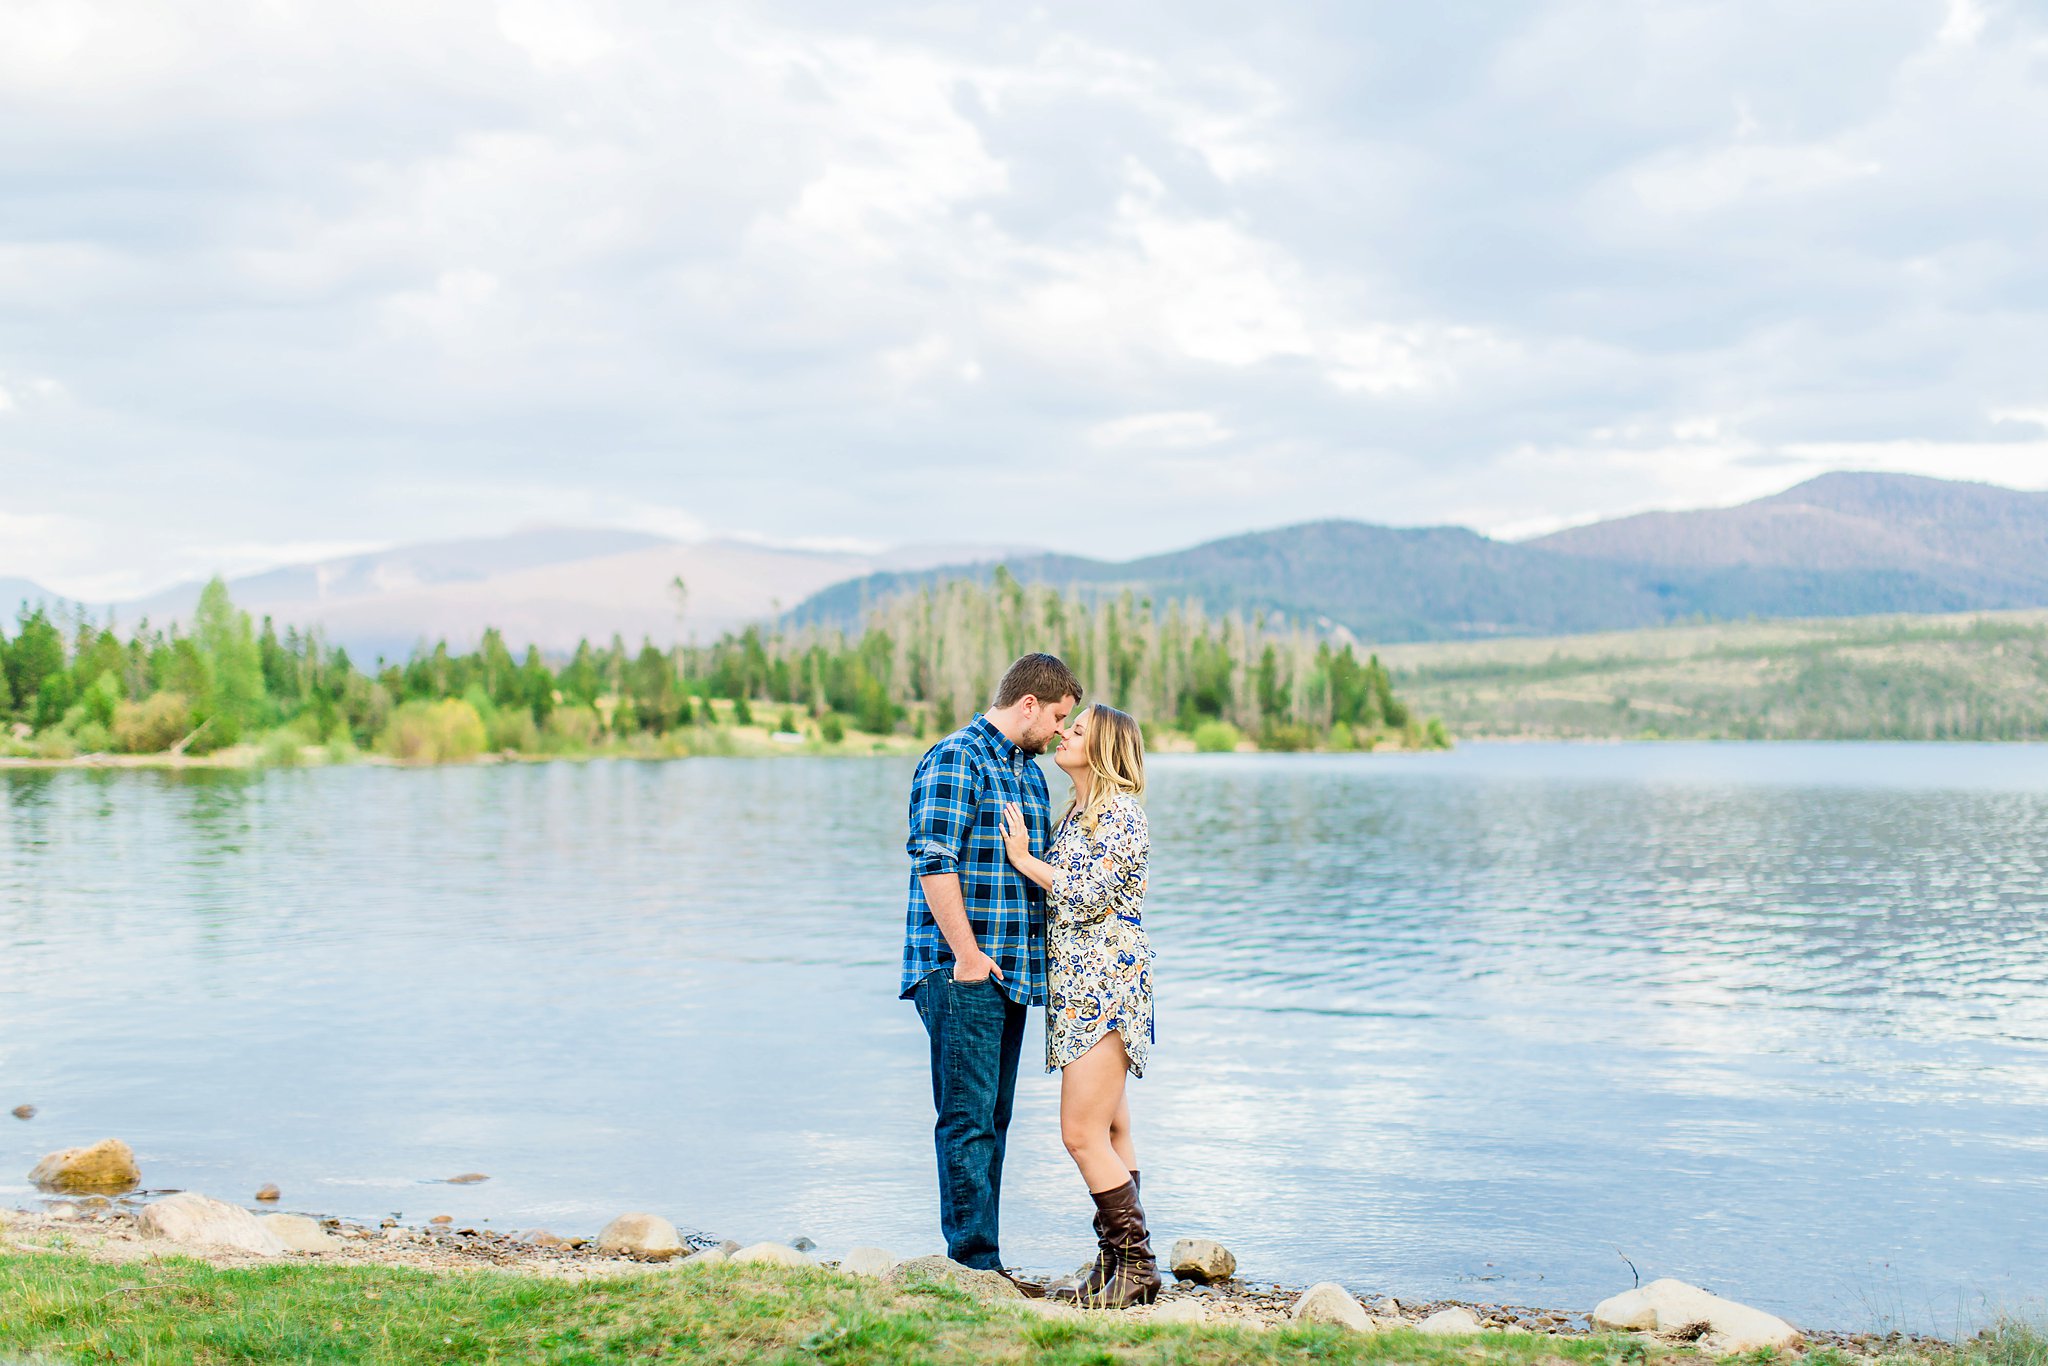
xmin=907 ymin=746 xmax=978 ymax=877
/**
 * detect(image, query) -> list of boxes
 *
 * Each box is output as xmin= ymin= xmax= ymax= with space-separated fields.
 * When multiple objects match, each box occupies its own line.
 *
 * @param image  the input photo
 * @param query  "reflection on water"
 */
xmin=3 ymin=743 xmax=2045 ymax=1330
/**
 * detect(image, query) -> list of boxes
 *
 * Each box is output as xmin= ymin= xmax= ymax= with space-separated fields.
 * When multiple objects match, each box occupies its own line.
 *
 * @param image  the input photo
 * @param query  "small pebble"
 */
xmin=445 ymin=1173 xmax=490 ymax=1184
xmin=791 ymin=1235 xmax=817 ymax=1251
xmin=429 ymin=1214 xmax=453 ymax=1225
xmin=255 ymin=1184 xmax=281 ymax=1202
xmin=11 ymin=1105 xmax=34 ymax=1120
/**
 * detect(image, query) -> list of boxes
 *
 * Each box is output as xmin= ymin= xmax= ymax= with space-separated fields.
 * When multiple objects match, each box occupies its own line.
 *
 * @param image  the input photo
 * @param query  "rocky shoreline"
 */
xmin=4 ymin=1138 xmax=1938 ymax=1356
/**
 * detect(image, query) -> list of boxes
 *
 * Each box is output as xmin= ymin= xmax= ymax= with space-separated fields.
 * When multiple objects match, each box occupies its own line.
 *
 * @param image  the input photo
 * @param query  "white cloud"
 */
xmin=3 ymin=0 xmax=2048 ymax=589
xmin=1938 ymin=0 xmax=1988 ymax=45
xmin=1089 ymin=411 xmax=1232 ymax=448
xmin=1775 ymin=439 xmax=2048 ymax=489
xmin=1623 ymin=142 xmax=1883 ymax=218
xmin=1991 ymin=407 xmax=2048 ymax=433
xmin=495 ymin=0 xmax=615 ymax=68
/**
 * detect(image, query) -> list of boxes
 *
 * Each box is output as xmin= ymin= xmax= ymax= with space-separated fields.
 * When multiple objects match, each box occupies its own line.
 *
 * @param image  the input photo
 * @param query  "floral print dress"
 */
xmin=1043 ymin=792 xmax=1154 ymax=1077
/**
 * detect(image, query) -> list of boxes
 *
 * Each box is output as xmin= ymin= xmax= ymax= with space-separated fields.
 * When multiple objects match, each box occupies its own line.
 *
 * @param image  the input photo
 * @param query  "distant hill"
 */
xmin=7 ymin=532 xmax=1038 ymax=660
xmin=793 ymin=472 xmax=2048 ymax=643
xmin=1 ymin=578 xmax=63 ymax=614
xmin=1528 ymin=472 xmax=2048 ymax=618
xmin=125 ymin=527 xmax=674 ymax=624
xmin=794 ymin=523 xmax=1671 ymax=640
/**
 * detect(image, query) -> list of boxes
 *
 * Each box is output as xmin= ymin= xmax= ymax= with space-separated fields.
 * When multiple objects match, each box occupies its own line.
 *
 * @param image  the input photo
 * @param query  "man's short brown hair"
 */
xmin=993 ymin=653 xmax=1084 ymax=709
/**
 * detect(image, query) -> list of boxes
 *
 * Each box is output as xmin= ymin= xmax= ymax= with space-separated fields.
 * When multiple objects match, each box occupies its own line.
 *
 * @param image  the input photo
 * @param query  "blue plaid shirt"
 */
xmin=901 ymin=714 xmax=1052 ymax=1007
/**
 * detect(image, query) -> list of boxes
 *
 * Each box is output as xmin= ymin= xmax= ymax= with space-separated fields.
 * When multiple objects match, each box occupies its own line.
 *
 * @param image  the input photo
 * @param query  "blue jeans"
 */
xmin=912 ymin=966 xmax=1027 ymax=1270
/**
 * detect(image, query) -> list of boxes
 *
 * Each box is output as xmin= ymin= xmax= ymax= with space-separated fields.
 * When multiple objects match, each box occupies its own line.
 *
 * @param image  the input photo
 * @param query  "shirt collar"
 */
xmin=972 ymin=713 xmax=1024 ymax=764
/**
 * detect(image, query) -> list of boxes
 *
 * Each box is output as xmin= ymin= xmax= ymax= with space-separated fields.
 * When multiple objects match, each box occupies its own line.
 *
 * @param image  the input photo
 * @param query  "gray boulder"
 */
xmin=1418 ymin=1307 xmax=1483 ymax=1335
xmin=596 ymin=1213 xmax=683 ymax=1260
xmin=1591 ymin=1278 xmax=1801 ymax=1353
xmin=259 ymin=1213 xmax=338 ymax=1253
xmin=27 ymin=1139 xmax=139 ymax=1193
xmin=838 ymin=1246 xmax=896 ymax=1278
xmin=883 ymin=1254 xmax=1024 ymax=1301
xmin=1290 ymin=1282 xmax=1376 ymax=1331
xmin=729 ymin=1241 xmax=815 ymax=1267
xmin=138 ymin=1192 xmax=286 ymax=1255
xmin=1168 ymin=1237 xmax=1237 ymax=1284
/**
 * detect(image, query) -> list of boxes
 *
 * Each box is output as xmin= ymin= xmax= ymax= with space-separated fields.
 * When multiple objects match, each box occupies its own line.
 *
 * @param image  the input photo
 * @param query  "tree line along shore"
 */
xmin=0 ymin=569 xmax=1448 ymax=768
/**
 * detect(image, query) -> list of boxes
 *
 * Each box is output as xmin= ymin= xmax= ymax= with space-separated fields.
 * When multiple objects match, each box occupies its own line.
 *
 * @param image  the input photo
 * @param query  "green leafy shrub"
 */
xmin=257 ymin=730 xmax=304 ymax=768
xmin=31 ymin=730 xmax=77 ymax=759
xmin=382 ymin=699 xmax=487 ymax=763
xmin=1260 ymin=722 xmax=1316 ymax=751
xmin=1192 ymin=720 xmax=1241 ymax=752
xmin=113 ymin=693 xmax=193 ymax=753
xmin=487 ymin=706 xmax=540 ymax=753
xmin=819 ymin=713 xmax=847 ymax=744
xmin=71 ymin=721 xmax=112 ymax=754
xmin=544 ymin=704 xmax=600 ymax=750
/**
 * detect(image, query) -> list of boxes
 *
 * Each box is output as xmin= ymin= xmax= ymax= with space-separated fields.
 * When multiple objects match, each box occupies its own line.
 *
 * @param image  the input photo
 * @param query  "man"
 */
xmin=902 ymin=652 xmax=1083 ymax=1283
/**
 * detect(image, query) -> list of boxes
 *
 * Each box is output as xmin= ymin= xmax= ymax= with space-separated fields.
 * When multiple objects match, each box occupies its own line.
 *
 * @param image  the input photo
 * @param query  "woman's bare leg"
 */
xmin=1109 ymin=1091 xmax=1137 ymax=1173
xmin=1059 ymin=1033 xmax=1132 ymax=1193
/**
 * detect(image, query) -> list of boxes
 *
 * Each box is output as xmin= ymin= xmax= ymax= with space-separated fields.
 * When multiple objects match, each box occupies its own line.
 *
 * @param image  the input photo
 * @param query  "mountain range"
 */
xmin=793 ymin=472 xmax=2048 ymax=641
xmin=2 ymin=531 xmax=1034 ymax=660
xmin=6 ymin=472 xmax=2045 ymax=653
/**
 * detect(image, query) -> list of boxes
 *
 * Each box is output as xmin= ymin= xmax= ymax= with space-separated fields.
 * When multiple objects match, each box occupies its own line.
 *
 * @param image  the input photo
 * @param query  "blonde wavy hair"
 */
xmin=1061 ymin=702 xmax=1146 ymax=834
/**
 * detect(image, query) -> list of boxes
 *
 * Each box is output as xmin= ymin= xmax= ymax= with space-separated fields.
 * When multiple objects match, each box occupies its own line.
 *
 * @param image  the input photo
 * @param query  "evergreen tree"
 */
xmin=5 ymin=606 xmax=65 ymax=722
xmin=191 ymin=578 xmax=265 ymax=743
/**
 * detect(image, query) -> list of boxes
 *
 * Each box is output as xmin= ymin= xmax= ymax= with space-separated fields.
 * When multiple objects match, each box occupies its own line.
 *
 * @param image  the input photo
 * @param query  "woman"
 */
xmin=999 ymin=702 xmax=1159 ymax=1309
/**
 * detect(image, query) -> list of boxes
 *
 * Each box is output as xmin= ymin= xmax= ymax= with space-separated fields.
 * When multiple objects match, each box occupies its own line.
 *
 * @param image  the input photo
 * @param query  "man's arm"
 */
xmin=908 ymin=746 xmax=1002 ymax=981
xmin=919 ymin=872 xmax=1003 ymax=982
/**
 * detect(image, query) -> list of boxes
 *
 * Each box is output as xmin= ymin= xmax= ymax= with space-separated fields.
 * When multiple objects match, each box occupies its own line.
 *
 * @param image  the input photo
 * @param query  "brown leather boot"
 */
xmin=1049 ymin=1169 xmax=1137 ymax=1304
xmin=1077 ymin=1178 xmax=1161 ymax=1309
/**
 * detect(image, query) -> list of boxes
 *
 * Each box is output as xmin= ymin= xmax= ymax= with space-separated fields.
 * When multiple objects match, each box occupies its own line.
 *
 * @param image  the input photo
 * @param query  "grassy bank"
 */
xmin=0 ymin=703 xmax=1448 ymax=771
xmin=1383 ymin=608 xmax=2048 ymax=742
xmin=0 ymin=712 xmax=930 ymax=771
xmin=0 ymin=1252 xmax=1642 ymax=1366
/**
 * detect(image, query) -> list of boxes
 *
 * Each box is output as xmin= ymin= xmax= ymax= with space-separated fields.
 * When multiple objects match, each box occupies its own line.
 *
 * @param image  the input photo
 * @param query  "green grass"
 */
xmin=1882 ymin=1323 xmax=2048 ymax=1366
xmin=2 ymin=1250 xmax=1681 ymax=1366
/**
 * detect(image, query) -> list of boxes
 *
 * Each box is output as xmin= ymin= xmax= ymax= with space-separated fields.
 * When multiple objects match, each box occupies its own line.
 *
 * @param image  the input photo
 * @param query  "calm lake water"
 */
xmin=4 ymin=743 xmax=2046 ymax=1330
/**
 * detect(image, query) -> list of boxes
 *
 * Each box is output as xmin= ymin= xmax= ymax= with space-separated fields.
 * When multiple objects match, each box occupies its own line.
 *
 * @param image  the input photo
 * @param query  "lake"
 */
xmin=4 ymin=742 xmax=2045 ymax=1331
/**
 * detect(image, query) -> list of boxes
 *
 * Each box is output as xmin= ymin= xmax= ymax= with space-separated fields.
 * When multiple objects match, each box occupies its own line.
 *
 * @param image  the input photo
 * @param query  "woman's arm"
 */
xmin=999 ymin=802 xmax=1060 ymax=890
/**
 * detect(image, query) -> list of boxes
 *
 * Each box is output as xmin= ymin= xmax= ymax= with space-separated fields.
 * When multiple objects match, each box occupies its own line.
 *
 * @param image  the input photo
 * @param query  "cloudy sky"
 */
xmin=4 ymin=0 xmax=2047 ymax=599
